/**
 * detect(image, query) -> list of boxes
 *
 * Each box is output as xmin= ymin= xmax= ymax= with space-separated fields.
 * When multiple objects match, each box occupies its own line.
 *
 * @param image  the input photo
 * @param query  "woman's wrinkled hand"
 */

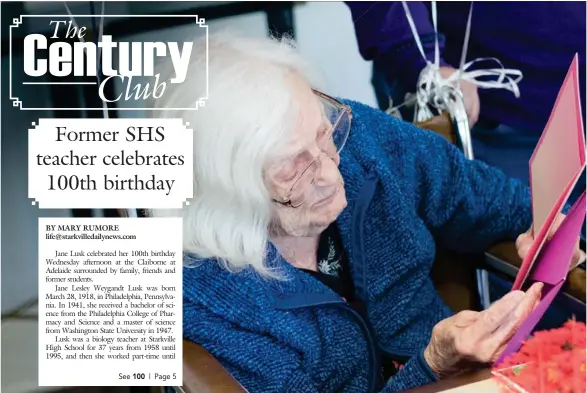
xmin=516 ymin=214 xmax=585 ymax=271
xmin=423 ymin=282 xmax=543 ymax=378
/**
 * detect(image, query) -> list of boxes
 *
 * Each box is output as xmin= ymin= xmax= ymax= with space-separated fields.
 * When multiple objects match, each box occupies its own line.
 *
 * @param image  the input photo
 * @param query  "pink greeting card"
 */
xmin=496 ymin=55 xmax=586 ymax=364
xmin=512 ymin=54 xmax=586 ymax=291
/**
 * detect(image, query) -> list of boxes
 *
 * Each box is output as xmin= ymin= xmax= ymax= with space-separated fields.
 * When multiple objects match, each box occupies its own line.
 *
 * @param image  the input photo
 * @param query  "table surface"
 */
xmin=403 ymin=369 xmax=492 ymax=393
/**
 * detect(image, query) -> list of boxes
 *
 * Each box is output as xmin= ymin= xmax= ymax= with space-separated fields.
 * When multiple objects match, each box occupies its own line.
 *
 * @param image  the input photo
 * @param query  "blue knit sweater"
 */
xmin=182 ymin=100 xmax=532 ymax=392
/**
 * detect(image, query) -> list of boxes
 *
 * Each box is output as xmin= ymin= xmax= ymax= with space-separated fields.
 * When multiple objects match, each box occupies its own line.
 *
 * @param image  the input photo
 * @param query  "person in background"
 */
xmin=346 ymin=1 xmax=586 ymax=206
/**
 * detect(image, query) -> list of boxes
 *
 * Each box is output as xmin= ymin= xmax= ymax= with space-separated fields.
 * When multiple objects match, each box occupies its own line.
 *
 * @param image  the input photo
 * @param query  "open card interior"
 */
xmin=495 ymin=54 xmax=587 ymax=365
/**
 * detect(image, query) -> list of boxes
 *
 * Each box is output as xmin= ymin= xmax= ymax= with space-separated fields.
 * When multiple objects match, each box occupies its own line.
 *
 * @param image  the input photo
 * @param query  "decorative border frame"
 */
xmin=9 ymin=15 xmax=208 ymax=110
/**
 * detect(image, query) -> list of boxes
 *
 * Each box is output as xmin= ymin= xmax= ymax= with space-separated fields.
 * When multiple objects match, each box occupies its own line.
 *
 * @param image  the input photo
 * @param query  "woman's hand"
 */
xmin=516 ymin=213 xmax=585 ymax=271
xmin=423 ymin=282 xmax=543 ymax=378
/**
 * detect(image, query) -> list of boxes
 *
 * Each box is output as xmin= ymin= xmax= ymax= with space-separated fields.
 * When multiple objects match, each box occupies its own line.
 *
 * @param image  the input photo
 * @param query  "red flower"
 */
xmin=493 ymin=320 xmax=586 ymax=393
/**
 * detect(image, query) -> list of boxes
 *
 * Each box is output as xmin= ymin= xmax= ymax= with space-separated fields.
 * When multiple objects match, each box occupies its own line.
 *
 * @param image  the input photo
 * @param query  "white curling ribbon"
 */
xmin=414 ymin=63 xmax=477 ymax=159
xmin=414 ymin=64 xmax=474 ymax=159
xmin=397 ymin=1 xmax=524 ymax=161
xmin=414 ymin=58 xmax=523 ymax=122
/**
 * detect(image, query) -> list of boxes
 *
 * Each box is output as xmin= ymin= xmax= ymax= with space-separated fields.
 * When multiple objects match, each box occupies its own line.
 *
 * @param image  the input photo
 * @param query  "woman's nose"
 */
xmin=315 ymin=153 xmax=341 ymax=185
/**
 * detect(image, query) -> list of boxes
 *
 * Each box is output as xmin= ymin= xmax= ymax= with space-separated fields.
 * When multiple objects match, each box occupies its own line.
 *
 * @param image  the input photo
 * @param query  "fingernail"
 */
xmin=532 ymin=283 xmax=544 ymax=301
xmin=530 ymin=282 xmax=543 ymax=295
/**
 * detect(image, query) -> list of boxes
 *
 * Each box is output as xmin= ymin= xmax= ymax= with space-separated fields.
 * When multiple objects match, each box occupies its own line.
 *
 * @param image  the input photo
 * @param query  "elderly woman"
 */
xmin=152 ymin=34 xmax=582 ymax=392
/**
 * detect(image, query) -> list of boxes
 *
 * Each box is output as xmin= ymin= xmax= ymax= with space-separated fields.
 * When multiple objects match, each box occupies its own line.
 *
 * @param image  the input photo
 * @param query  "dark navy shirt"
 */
xmin=347 ymin=1 xmax=586 ymax=133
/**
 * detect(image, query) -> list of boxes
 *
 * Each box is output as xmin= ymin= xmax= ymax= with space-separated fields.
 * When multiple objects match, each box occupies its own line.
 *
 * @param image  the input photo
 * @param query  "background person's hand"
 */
xmin=516 ymin=213 xmax=585 ymax=271
xmin=423 ymin=282 xmax=543 ymax=378
xmin=439 ymin=66 xmax=480 ymax=127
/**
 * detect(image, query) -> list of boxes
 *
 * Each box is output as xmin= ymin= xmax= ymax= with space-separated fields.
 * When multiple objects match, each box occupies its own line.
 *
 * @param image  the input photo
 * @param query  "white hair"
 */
xmin=148 ymin=31 xmax=322 ymax=277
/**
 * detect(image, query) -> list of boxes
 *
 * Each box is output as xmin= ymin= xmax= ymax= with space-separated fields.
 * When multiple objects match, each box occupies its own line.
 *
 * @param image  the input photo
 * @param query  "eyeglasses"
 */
xmin=273 ymin=90 xmax=352 ymax=208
